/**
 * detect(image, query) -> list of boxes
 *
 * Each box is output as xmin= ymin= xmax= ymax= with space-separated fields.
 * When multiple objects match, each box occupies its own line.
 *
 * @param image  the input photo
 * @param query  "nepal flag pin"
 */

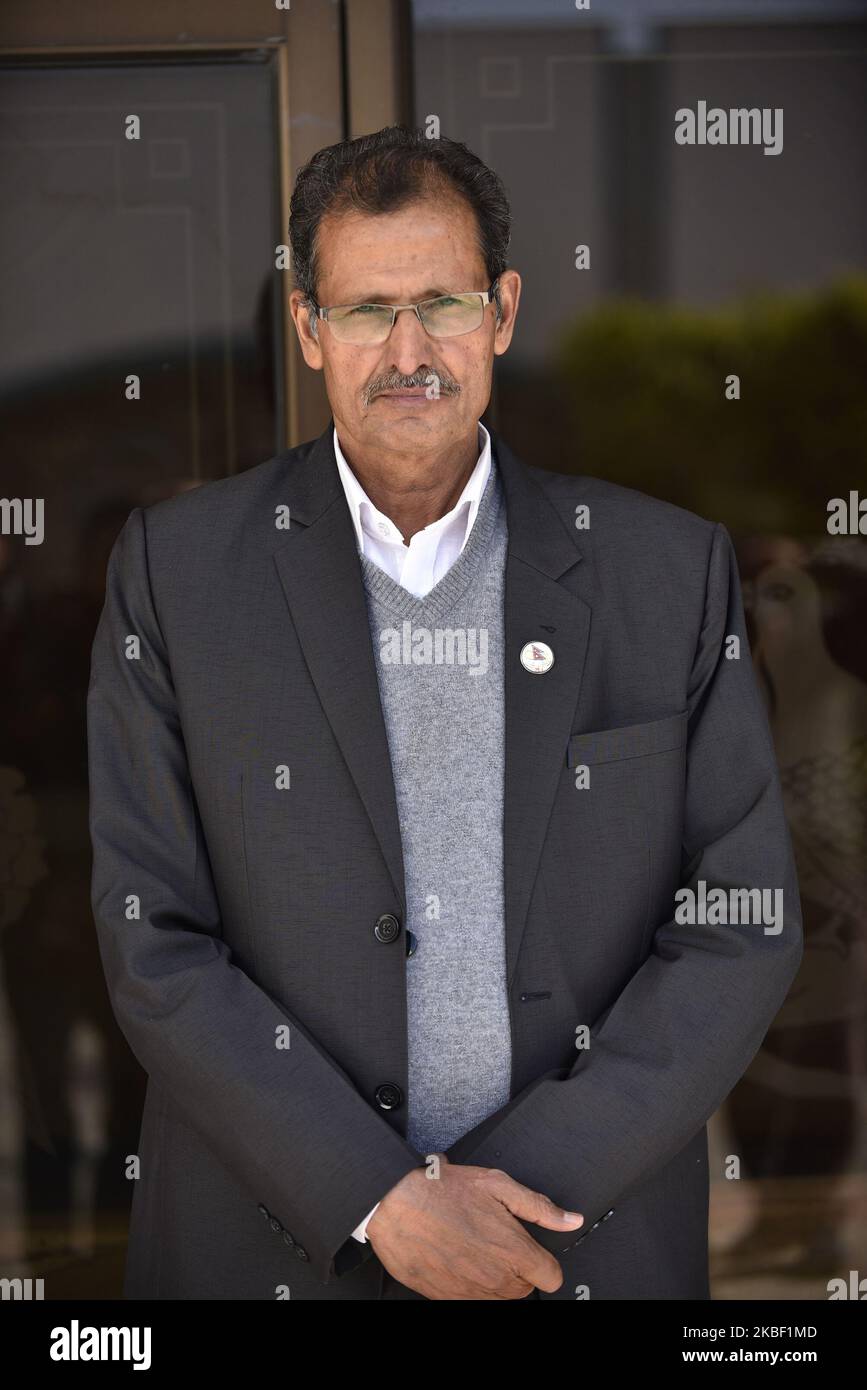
xmin=520 ymin=641 xmax=555 ymax=674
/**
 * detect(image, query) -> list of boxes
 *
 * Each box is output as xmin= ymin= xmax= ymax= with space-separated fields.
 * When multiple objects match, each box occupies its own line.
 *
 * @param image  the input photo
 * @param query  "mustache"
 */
xmin=363 ymin=367 xmax=460 ymax=406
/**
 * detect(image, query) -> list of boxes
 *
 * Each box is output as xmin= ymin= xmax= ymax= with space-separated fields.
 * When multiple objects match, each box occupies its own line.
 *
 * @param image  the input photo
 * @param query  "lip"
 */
xmin=374 ymin=390 xmax=444 ymax=409
xmin=376 ymin=389 xmax=436 ymax=400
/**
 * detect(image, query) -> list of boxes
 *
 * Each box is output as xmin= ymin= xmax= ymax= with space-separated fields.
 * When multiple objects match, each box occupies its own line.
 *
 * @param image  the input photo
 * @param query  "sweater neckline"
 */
xmin=358 ymin=462 xmax=504 ymax=624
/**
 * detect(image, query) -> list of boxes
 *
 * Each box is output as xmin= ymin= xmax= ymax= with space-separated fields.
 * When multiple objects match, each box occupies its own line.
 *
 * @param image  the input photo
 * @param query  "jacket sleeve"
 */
xmin=445 ymin=521 xmax=804 ymax=1257
xmin=87 ymin=506 xmax=424 ymax=1285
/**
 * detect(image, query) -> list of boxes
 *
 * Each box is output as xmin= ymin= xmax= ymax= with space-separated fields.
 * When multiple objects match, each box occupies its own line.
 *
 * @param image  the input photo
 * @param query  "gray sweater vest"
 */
xmin=359 ymin=460 xmax=512 ymax=1155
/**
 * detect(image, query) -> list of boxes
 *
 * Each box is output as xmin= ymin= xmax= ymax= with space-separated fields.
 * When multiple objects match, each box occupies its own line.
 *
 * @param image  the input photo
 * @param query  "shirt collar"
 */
xmin=333 ymin=422 xmax=491 ymax=553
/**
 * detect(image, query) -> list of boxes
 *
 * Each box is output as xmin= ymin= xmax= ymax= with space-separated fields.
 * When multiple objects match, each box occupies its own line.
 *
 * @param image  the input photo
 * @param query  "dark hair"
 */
xmin=288 ymin=124 xmax=511 ymax=324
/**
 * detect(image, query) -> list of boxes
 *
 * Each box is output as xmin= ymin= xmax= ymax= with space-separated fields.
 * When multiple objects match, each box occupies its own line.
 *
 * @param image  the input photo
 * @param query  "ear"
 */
xmin=289 ymin=288 xmax=324 ymax=369
xmin=493 ymin=268 xmax=521 ymax=356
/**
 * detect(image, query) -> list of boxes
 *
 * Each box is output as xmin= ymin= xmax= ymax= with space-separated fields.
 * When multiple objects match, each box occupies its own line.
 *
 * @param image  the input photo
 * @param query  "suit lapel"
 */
xmin=492 ymin=431 xmax=591 ymax=984
xmin=271 ymin=420 xmax=592 ymax=979
xmin=271 ymin=423 xmax=407 ymax=917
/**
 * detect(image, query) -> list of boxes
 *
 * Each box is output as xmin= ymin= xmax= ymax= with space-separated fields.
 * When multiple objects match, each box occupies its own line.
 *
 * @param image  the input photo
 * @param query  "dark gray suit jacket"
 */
xmin=87 ymin=421 xmax=803 ymax=1300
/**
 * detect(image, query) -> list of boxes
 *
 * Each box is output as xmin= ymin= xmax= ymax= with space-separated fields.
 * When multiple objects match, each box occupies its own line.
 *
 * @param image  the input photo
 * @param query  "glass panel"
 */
xmin=411 ymin=0 xmax=867 ymax=1297
xmin=0 ymin=53 xmax=282 ymax=1295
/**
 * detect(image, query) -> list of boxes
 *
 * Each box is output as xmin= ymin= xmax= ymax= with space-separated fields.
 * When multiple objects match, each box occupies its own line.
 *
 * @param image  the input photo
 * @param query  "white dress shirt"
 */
xmin=333 ymin=422 xmax=491 ymax=601
xmin=333 ymin=420 xmax=491 ymax=1241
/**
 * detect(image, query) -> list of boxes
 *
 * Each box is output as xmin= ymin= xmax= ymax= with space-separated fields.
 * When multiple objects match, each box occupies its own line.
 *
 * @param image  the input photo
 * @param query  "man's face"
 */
xmin=290 ymin=190 xmax=520 ymax=461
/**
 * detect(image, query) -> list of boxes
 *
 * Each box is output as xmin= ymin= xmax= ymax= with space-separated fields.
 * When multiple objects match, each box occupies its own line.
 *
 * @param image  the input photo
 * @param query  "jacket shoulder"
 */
xmin=138 ymin=438 xmax=316 ymax=543
xmin=526 ymin=461 xmax=718 ymax=550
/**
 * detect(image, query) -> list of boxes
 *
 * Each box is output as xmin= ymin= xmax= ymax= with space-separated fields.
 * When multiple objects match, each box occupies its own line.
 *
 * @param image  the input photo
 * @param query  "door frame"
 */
xmin=0 ymin=0 xmax=413 ymax=447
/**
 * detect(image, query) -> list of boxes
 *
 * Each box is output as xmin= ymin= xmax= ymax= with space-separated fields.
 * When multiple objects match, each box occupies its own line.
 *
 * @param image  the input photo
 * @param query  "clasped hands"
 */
xmin=367 ymin=1154 xmax=583 ymax=1300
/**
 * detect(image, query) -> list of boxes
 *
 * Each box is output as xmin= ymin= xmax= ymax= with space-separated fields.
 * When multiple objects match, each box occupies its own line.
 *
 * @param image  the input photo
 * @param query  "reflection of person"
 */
xmin=725 ymin=539 xmax=867 ymax=1273
xmin=87 ymin=125 xmax=802 ymax=1301
xmin=751 ymin=549 xmax=867 ymax=1029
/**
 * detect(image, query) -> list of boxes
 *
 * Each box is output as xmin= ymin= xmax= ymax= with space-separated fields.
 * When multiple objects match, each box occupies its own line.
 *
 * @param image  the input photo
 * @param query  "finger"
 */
xmin=484 ymin=1170 xmax=584 ymax=1232
xmin=506 ymin=1230 xmax=567 ymax=1295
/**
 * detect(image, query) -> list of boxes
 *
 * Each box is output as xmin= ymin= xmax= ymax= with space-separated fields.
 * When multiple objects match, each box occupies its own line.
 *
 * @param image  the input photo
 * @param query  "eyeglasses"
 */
xmin=313 ymin=280 xmax=499 ymax=345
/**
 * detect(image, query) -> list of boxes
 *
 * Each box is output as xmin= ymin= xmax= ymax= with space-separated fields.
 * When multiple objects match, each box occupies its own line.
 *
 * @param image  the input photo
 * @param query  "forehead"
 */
xmin=756 ymin=563 xmax=810 ymax=591
xmin=313 ymin=192 xmax=487 ymax=301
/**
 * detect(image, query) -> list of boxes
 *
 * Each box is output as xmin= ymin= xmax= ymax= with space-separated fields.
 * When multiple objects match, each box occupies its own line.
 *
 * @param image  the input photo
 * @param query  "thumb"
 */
xmin=494 ymin=1175 xmax=584 ymax=1232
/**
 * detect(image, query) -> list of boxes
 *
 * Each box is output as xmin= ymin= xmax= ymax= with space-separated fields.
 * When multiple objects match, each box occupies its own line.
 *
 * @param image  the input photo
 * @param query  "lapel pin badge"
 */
xmin=520 ymin=640 xmax=555 ymax=674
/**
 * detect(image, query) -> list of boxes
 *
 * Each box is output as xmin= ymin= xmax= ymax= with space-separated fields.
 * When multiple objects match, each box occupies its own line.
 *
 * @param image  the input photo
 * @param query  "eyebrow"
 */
xmin=338 ymin=287 xmax=456 ymax=304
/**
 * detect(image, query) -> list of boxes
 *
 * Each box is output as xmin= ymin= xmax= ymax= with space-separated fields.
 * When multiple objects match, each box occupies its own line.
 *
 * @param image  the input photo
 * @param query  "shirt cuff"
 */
xmin=351 ymin=1201 xmax=381 ymax=1243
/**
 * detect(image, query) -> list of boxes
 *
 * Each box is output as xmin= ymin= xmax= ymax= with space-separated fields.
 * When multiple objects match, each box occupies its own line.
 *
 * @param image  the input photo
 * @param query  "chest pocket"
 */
xmin=566 ymin=710 xmax=688 ymax=769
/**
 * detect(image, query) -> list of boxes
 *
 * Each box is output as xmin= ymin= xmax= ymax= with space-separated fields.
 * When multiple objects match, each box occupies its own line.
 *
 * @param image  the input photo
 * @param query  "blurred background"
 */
xmin=0 ymin=0 xmax=865 ymax=1299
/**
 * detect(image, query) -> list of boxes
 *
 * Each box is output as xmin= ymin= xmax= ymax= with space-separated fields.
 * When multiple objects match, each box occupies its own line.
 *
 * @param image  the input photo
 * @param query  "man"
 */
xmin=87 ymin=125 xmax=803 ymax=1300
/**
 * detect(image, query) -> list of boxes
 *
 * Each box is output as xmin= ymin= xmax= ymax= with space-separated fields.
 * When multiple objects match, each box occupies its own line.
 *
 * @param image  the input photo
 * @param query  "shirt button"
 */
xmin=377 ymin=521 xmax=390 ymax=536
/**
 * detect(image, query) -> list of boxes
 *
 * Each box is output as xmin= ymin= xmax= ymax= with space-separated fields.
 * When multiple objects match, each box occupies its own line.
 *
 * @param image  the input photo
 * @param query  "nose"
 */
xmin=386 ymin=304 xmax=434 ymax=372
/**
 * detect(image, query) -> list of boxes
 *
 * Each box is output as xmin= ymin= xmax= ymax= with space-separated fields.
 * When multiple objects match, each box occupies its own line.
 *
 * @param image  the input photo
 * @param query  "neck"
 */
xmin=336 ymin=426 xmax=481 ymax=543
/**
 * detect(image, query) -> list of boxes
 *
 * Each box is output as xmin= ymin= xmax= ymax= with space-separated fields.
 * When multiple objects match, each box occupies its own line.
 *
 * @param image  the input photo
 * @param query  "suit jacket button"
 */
xmin=269 ymin=1217 xmax=282 ymax=1233
xmin=282 ymin=1231 xmax=295 ymax=1247
xmin=258 ymin=1204 xmax=270 ymax=1220
xmin=374 ymin=913 xmax=401 ymax=944
xmin=374 ymin=1082 xmax=403 ymax=1111
xmin=296 ymin=1246 xmax=309 ymax=1261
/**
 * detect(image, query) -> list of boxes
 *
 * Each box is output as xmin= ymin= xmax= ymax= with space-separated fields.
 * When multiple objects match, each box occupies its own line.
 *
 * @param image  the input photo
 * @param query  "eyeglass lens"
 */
xmin=327 ymin=294 xmax=485 ymax=343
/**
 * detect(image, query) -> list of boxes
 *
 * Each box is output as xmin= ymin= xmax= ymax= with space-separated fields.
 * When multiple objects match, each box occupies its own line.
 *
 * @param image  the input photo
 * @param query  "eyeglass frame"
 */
xmin=309 ymin=279 xmax=501 ymax=340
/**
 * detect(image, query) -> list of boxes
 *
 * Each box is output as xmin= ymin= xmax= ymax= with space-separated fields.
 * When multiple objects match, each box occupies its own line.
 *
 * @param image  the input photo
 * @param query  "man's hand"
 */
xmin=366 ymin=1154 xmax=583 ymax=1299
